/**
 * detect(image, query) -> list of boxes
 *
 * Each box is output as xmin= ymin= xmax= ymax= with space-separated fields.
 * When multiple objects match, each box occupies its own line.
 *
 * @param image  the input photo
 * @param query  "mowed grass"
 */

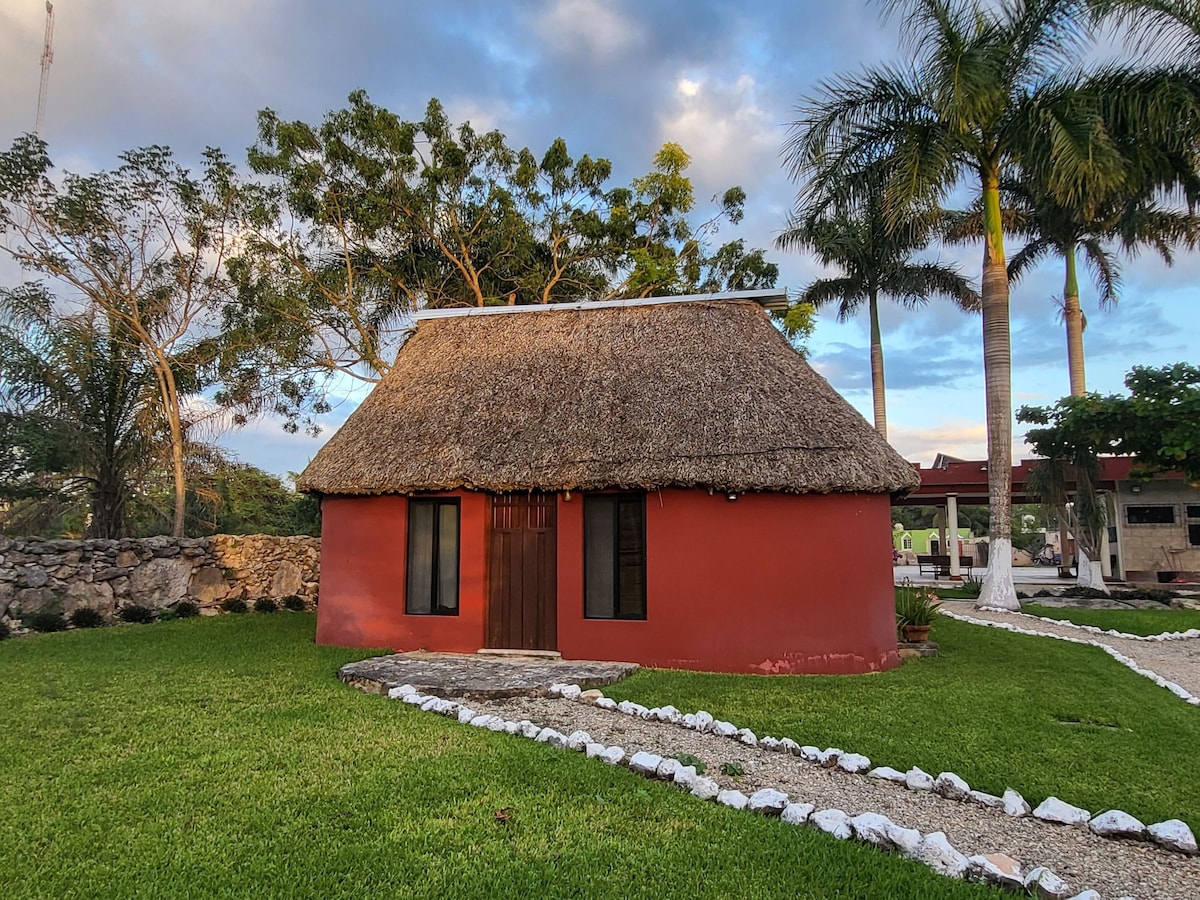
xmin=0 ymin=615 xmax=999 ymax=900
xmin=1021 ymin=603 xmax=1200 ymax=636
xmin=606 ymin=616 xmax=1200 ymax=832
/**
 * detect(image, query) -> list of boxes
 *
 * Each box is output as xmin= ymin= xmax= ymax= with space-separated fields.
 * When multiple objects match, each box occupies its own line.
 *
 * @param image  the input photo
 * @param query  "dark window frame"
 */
xmin=1188 ymin=506 xmax=1200 ymax=547
xmin=1125 ymin=504 xmax=1176 ymax=526
xmin=405 ymin=497 xmax=461 ymax=616
xmin=583 ymin=493 xmax=647 ymax=620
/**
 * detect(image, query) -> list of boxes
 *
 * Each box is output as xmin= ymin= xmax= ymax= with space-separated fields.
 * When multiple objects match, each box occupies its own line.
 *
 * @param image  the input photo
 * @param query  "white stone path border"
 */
xmin=986 ymin=608 xmax=1200 ymax=643
xmin=380 ymin=681 xmax=1199 ymax=900
xmin=942 ymin=609 xmax=1200 ymax=707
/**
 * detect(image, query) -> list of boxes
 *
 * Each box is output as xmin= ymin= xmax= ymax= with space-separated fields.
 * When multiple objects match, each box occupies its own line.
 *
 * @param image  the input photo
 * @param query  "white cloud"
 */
xmin=534 ymin=0 xmax=641 ymax=60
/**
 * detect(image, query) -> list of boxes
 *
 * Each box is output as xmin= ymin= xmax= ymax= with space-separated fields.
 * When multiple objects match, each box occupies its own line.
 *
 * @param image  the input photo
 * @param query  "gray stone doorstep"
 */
xmin=338 ymin=652 xmax=639 ymax=699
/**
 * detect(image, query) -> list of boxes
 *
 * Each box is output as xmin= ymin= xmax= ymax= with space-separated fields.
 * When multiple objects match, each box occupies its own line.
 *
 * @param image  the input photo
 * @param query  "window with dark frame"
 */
xmin=1188 ymin=505 xmax=1200 ymax=547
xmin=406 ymin=498 xmax=460 ymax=615
xmin=584 ymin=494 xmax=647 ymax=619
xmin=1125 ymin=504 xmax=1176 ymax=525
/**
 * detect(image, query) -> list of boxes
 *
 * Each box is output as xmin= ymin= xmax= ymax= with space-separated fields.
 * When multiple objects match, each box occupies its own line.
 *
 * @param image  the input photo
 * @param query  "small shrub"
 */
xmin=69 ymin=608 xmax=106 ymax=629
xmin=117 ymin=605 xmax=155 ymax=624
xmin=220 ymin=597 xmax=248 ymax=614
xmin=157 ymin=608 xmax=178 ymax=622
xmin=895 ymin=585 xmax=941 ymax=628
xmin=719 ymin=762 xmax=745 ymax=778
xmin=282 ymin=595 xmax=306 ymax=612
xmin=175 ymin=600 xmax=200 ymax=619
xmin=960 ymin=575 xmax=983 ymax=599
xmin=1034 ymin=588 xmax=1054 ymax=598
xmin=675 ymin=753 xmax=706 ymax=775
xmin=253 ymin=597 xmax=279 ymax=613
xmin=30 ymin=610 xmax=69 ymax=633
xmin=1016 ymin=591 xmax=1029 ymax=600
xmin=0 ymin=619 xmax=9 ymax=640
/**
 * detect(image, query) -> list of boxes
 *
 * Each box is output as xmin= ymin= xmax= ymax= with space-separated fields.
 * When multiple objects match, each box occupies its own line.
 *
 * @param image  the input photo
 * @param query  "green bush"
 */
xmin=895 ymin=585 xmax=942 ymax=628
xmin=175 ymin=601 xmax=200 ymax=619
xmin=117 ymin=605 xmax=156 ymax=624
xmin=253 ymin=597 xmax=278 ymax=613
xmin=282 ymin=595 xmax=306 ymax=612
xmin=959 ymin=575 xmax=983 ymax=599
xmin=30 ymin=610 xmax=68 ymax=633
xmin=69 ymin=608 xmax=106 ymax=629
xmin=220 ymin=597 xmax=248 ymax=614
xmin=675 ymin=752 xmax=706 ymax=775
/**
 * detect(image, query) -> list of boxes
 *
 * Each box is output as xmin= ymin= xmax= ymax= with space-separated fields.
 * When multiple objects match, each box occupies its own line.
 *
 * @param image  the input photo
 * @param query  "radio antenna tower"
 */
xmin=35 ymin=2 xmax=55 ymax=134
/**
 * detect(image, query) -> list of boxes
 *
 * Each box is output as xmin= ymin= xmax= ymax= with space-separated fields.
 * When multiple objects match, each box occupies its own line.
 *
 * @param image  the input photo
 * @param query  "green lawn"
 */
xmin=1020 ymin=603 xmax=1200 ymax=636
xmin=606 ymin=617 xmax=1200 ymax=832
xmin=1 ymin=615 xmax=999 ymax=899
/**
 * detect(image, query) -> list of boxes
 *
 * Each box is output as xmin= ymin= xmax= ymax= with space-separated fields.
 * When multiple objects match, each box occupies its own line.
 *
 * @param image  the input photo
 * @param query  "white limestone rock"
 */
xmin=655 ymin=705 xmax=679 ymax=722
xmin=628 ymin=751 xmax=664 ymax=776
xmin=599 ymin=746 xmax=626 ymax=765
xmin=917 ymin=831 xmax=970 ymax=878
xmin=1002 ymin=788 xmax=1032 ymax=817
xmin=799 ymin=745 xmax=822 ymax=762
xmin=419 ymin=697 xmax=441 ymax=712
xmin=758 ymin=736 xmax=780 ymax=751
xmin=848 ymin=812 xmax=894 ymax=848
xmin=779 ymin=738 xmax=801 ymax=755
xmin=502 ymin=720 xmax=522 ymax=734
xmin=1033 ymin=797 xmax=1091 ymax=826
xmin=456 ymin=707 xmax=477 ymax=724
xmin=534 ymin=726 xmax=559 ymax=743
xmin=837 ymin=753 xmax=872 ymax=774
xmin=401 ymin=693 xmax=428 ymax=706
xmin=885 ymin=823 xmax=922 ymax=858
xmin=485 ymin=717 xmax=507 ymax=732
xmin=1064 ymin=892 xmax=1101 ymax=900
xmin=548 ymin=683 xmax=568 ymax=697
xmin=594 ymin=697 xmax=618 ymax=710
xmin=656 ymin=758 xmax=680 ymax=780
xmin=638 ymin=706 xmax=657 ymax=720
xmin=693 ymin=711 xmax=715 ymax=733
xmin=1023 ymin=866 xmax=1071 ymax=900
xmin=748 ymin=788 xmax=789 ymax=815
xmin=736 ymin=728 xmax=758 ymax=746
xmin=559 ymin=684 xmax=583 ymax=700
xmin=681 ymin=713 xmax=698 ymax=729
xmin=617 ymin=700 xmax=648 ymax=717
xmin=566 ymin=730 xmax=592 ymax=751
xmin=781 ymin=802 xmax=815 ymax=825
xmin=967 ymin=790 xmax=1004 ymax=809
xmin=690 ymin=776 xmax=720 ymax=800
xmin=717 ymin=789 xmax=750 ymax=810
xmin=934 ymin=772 xmax=971 ymax=801
xmin=672 ymin=765 xmax=698 ymax=789
xmin=867 ymin=766 xmax=907 ymax=783
xmin=905 ymin=767 xmax=934 ymax=791
xmin=1148 ymin=819 xmax=1198 ymax=855
xmin=387 ymin=683 xmax=417 ymax=699
xmin=1087 ymin=809 xmax=1147 ymax=839
xmin=469 ymin=714 xmax=493 ymax=728
xmin=584 ymin=742 xmax=606 ymax=758
xmin=519 ymin=721 xmax=541 ymax=739
xmin=711 ymin=720 xmax=737 ymax=737
xmin=809 ymin=809 xmax=852 ymax=839
xmin=967 ymin=853 xmax=1023 ymax=889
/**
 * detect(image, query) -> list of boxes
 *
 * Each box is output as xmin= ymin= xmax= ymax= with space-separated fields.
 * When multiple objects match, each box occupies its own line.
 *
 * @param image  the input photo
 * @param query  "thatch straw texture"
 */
xmin=298 ymin=299 xmax=919 ymax=496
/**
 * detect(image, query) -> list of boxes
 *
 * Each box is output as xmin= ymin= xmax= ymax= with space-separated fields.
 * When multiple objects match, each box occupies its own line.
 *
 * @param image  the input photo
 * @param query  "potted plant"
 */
xmin=896 ymin=585 xmax=941 ymax=643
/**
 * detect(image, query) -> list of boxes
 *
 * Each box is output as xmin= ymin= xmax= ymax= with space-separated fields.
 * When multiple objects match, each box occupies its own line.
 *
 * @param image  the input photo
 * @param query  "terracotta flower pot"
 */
xmin=902 ymin=624 xmax=931 ymax=643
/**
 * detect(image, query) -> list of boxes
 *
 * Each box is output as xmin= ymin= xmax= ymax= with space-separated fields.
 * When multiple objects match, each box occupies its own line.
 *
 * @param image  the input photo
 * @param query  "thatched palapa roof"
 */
xmin=298 ymin=293 xmax=920 ymax=496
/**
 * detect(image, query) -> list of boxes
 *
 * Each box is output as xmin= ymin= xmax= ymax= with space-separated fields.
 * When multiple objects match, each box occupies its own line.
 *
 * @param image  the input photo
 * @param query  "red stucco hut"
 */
xmin=298 ymin=290 xmax=919 ymax=674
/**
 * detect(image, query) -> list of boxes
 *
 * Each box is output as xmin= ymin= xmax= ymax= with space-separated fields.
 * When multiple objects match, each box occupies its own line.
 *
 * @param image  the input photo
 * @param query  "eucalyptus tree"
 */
xmin=784 ymin=0 xmax=1200 ymax=610
xmin=778 ymin=167 xmax=978 ymax=441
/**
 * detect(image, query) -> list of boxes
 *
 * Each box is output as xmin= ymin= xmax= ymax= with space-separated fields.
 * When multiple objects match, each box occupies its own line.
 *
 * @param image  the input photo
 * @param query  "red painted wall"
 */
xmin=317 ymin=488 xmax=899 ymax=674
xmin=556 ymin=489 xmax=899 ymax=675
xmin=315 ymin=492 xmax=487 ymax=652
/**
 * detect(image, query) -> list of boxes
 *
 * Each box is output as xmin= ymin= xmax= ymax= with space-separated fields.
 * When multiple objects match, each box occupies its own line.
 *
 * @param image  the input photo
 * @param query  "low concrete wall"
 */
xmin=0 ymin=534 xmax=320 ymax=623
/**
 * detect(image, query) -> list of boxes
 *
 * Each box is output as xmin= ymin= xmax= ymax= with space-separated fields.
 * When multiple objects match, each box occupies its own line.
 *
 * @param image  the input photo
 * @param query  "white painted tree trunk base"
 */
xmin=1076 ymin=550 xmax=1109 ymax=594
xmin=976 ymin=538 xmax=1019 ymax=611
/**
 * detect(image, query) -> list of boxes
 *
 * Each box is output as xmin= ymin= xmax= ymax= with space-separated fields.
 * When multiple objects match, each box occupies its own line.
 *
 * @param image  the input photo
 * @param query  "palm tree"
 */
xmin=784 ymin=0 xmax=1200 ymax=610
xmin=777 ymin=177 xmax=978 ymax=441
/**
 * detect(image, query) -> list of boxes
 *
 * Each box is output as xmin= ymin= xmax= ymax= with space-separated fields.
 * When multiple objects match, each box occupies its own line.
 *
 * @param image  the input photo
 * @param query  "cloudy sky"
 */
xmin=2 ymin=0 xmax=1194 ymax=481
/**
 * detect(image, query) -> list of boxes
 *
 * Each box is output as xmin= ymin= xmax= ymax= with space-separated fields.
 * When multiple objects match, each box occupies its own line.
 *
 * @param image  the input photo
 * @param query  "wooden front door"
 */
xmin=487 ymin=493 xmax=558 ymax=650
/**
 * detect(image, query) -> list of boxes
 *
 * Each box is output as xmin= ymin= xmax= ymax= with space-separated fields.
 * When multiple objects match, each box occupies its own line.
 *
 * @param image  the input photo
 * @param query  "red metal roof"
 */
xmin=896 ymin=457 xmax=1147 ymax=505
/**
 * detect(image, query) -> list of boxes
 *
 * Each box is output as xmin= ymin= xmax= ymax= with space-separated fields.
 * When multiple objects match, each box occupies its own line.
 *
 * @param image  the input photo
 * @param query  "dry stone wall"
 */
xmin=0 ymin=534 xmax=319 ymax=624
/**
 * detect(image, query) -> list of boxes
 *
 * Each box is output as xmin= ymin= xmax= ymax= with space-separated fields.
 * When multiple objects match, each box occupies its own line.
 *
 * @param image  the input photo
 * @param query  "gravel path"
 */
xmin=941 ymin=601 xmax=1200 ymax=702
xmin=469 ymin=695 xmax=1200 ymax=900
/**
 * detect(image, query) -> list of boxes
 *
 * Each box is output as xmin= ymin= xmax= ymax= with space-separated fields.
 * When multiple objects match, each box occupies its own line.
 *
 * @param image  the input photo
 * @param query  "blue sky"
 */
xmin=2 ymin=0 xmax=1195 ymax=480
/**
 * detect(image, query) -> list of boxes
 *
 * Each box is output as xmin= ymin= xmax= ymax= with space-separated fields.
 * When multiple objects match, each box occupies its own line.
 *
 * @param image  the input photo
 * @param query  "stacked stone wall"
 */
xmin=0 ymin=534 xmax=320 ymax=624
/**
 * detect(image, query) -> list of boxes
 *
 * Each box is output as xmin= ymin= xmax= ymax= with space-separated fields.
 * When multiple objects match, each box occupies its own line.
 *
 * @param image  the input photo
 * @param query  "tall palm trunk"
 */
xmin=976 ymin=169 xmax=1019 ymax=610
xmin=1062 ymin=244 xmax=1086 ymax=396
xmin=868 ymin=289 xmax=888 ymax=440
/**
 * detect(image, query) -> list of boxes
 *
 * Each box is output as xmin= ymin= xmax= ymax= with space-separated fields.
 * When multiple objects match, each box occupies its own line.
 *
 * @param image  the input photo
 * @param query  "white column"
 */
xmin=947 ymin=493 xmax=961 ymax=578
